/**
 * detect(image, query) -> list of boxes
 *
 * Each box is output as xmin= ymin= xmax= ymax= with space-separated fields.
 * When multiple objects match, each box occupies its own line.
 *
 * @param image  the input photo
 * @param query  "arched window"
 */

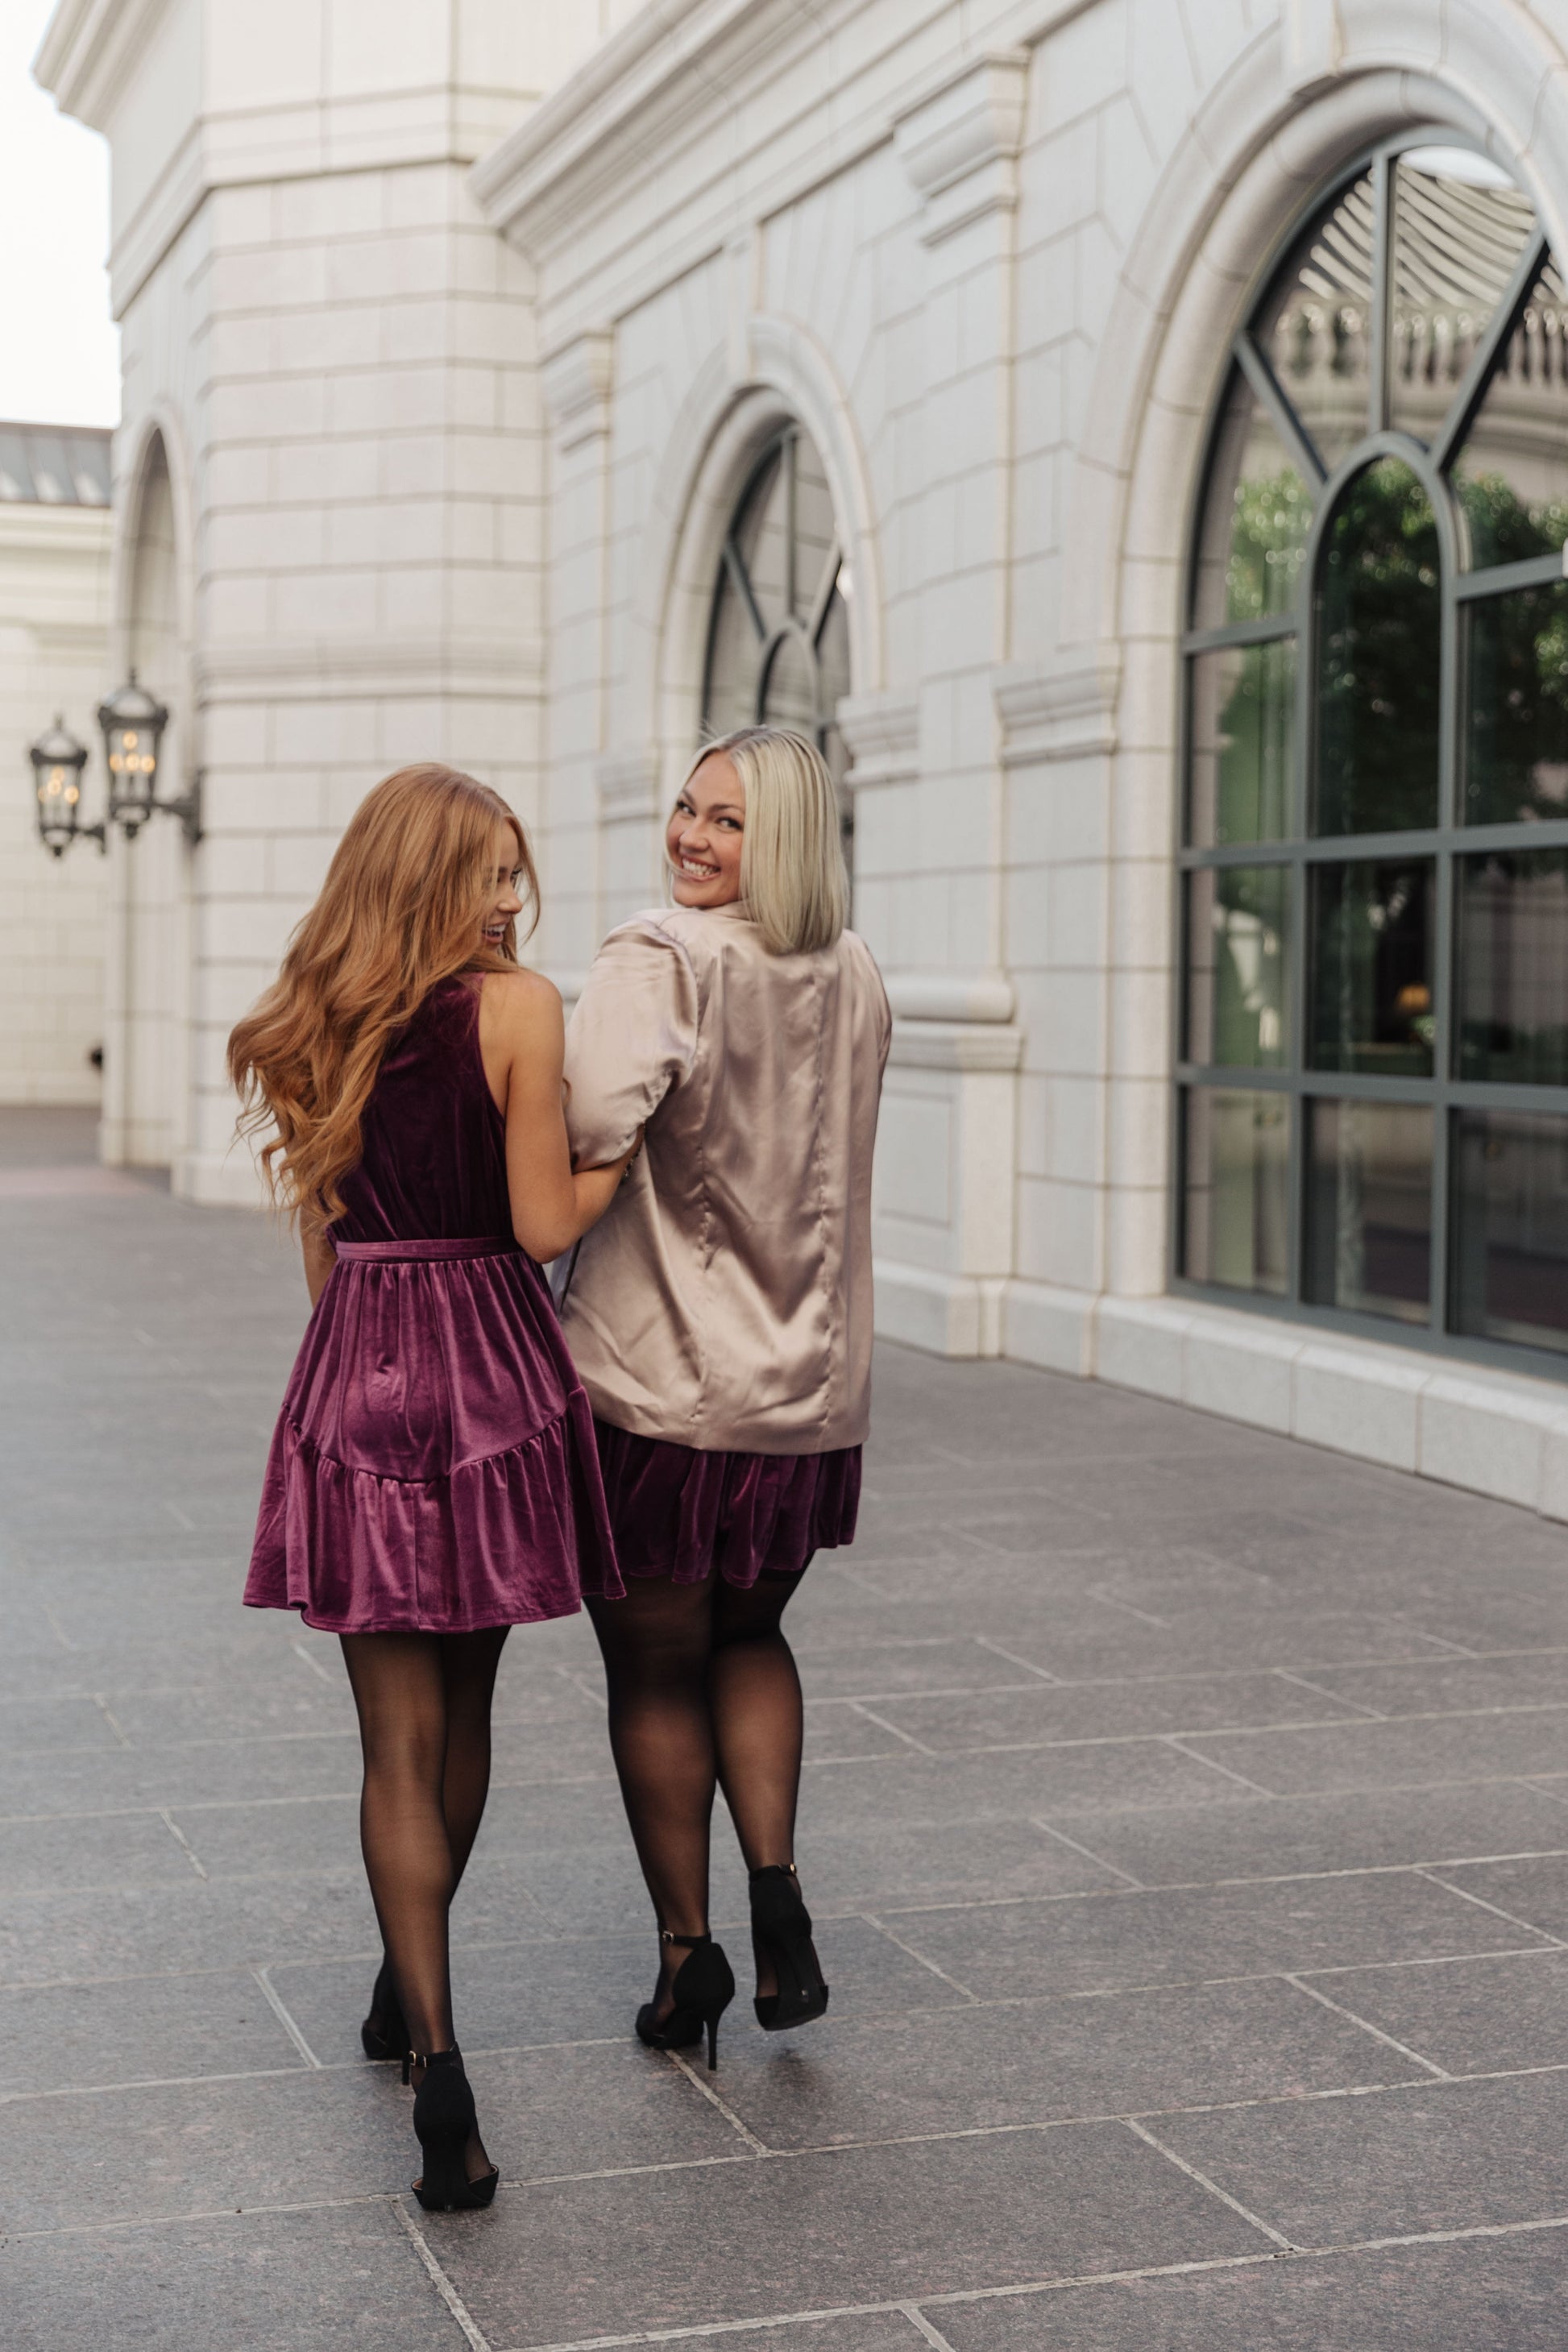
xmin=1180 ymin=136 xmax=1568 ymax=1369
xmin=701 ymin=422 xmax=853 ymax=847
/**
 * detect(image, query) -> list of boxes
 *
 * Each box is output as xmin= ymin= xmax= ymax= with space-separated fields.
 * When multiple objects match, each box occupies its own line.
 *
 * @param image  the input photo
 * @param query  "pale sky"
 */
xmin=0 ymin=0 xmax=120 ymax=429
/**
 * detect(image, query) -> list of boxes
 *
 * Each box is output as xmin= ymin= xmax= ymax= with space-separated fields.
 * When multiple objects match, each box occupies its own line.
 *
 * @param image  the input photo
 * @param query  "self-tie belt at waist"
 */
xmin=332 ymin=1238 xmax=519 ymax=1263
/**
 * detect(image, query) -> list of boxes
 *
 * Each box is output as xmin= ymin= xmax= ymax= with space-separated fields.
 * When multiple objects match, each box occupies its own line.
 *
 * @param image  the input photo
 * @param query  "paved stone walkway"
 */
xmin=6 ymin=1110 xmax=1568 ymax=2346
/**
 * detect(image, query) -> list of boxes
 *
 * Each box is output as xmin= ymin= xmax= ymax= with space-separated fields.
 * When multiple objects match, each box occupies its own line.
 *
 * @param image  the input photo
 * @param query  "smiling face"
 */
xmin=667 ymin=753 xmax=746 ymax=910
xmin=479 ymin=816 xmax=526 ymax=954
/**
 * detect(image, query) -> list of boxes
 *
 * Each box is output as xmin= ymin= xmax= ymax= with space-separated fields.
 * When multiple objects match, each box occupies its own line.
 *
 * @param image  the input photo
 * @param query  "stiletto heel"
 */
xmin=750 ymin=1864 xmax=828 ymax=2031
xmin=409 ymin=2047 xmax=500 ymax=2213
xmin=635 ymin=1930 xmax=735 ymax=2072
xmin=361 ymin=1960 xmax=409 ymax=2064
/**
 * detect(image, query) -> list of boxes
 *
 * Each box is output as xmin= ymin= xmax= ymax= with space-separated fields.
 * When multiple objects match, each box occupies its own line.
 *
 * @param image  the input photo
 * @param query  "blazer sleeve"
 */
xmin=563 ymin=919 xmax=701 ymax=1165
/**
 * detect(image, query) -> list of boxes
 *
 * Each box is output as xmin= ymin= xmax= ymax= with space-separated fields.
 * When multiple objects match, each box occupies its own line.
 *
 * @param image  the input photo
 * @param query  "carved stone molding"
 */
xmin=886 ymin=1020 xmax=1023 ymax=1073
xmin=836 ymin=689 xmax=919 ymax=790
xmin=195 ymin=633 xmax=544 ymax=704
xmin=995 ymin=645 xmax=1122 ymax=768
xmin=893 ymin=50 xmax=1030 ymax=247
xmin=885 ymin=973 xmax=1016 ymax=1025
xmin=595 ymin=745 xmax=662 ymax=821
xmin=542 ymin=330 xmax=616 ymax=454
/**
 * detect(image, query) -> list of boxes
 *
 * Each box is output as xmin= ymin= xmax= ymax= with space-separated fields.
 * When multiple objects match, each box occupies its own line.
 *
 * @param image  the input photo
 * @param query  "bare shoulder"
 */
xmin=479 ymin=968 xmax=563 ymax=1043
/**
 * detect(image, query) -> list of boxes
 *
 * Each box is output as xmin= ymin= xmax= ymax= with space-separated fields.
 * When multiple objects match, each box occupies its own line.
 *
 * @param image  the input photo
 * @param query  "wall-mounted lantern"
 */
xmin=31 ymin=718 xmax=103 ymax=859
xmin=31 ymin=669 xmax=201 ymax=858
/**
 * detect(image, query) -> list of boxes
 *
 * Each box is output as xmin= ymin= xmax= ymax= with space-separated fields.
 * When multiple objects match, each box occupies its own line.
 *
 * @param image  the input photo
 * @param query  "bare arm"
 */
xmin=301 ymin=1225 xmax=337 ymax=1307
xmin=482 ymin=972 xmax=636 ymax=1260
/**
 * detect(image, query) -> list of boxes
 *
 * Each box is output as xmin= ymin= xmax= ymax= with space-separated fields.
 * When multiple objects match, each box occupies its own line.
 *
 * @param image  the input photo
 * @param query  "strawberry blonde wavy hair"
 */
xmin=228 ymin=763 xmax=536 ymax=1224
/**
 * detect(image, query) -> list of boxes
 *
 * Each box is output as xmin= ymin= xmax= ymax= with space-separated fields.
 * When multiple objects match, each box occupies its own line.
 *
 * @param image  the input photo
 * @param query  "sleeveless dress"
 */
xmin=243 ymin=977 xmax=622 ymax=1633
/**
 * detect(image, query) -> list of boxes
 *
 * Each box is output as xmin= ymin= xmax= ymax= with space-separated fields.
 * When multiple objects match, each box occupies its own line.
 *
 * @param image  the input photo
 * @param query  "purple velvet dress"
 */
xmin=244 ymin=977 xmax=621 ymax=1633
xmin=591 ymin=1421 xmax=861 ymax=1588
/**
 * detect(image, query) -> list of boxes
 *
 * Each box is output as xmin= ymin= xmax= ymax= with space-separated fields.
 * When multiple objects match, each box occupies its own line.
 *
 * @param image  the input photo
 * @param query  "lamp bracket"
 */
xmin=151 ymin=769 xmax=203 ymax=846
xmin=118 ymin=773 xmax=202 ymax=847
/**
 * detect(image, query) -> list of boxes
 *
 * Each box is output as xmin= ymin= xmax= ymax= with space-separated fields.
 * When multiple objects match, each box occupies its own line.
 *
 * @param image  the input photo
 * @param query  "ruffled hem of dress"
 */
xmin=244 ymin=1392 xmax=623 ymax=1633
xmin=593 ymin=1417 xmax=861 ymax=1589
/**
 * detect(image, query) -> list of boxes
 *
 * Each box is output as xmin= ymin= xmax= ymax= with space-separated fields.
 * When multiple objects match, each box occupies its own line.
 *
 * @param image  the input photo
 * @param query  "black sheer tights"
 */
xmin=341 ymin=1628 xmax=506 ymax=2181
xmin=586 ymin=1570 xmax=807 ymax=2014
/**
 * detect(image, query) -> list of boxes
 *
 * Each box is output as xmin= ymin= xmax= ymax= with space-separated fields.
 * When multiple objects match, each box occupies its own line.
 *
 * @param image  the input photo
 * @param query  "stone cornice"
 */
xmin=471 ymin=0 xmax=1081 ymax=265
xmin=996 ymin=645 xmax=1122 ymax=766
xmin=887 ymin=1017 xmax=1023 ymax=1072
xmin=194 ymin=633 xmax=544 ymax=705
xmin=836 ymin=689 xmax=919 ymax=788
xmin=886 ymin=973 xmax=1016 ymax=1025
xmin=471 ymin=0 xmax=804 ymax=254
xmin=893 ymin=49 xmax=1030 ymax=246
xmin=33 ymin=0 xmax=174 ymax=131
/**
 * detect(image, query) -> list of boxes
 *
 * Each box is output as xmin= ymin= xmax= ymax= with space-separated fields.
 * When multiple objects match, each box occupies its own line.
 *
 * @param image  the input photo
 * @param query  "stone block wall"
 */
xmin=0 ymin=504 xmax=111 ymax=1105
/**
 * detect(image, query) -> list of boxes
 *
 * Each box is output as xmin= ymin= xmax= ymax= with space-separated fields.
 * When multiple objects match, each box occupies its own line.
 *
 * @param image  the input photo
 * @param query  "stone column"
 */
xmin=865 ymin=53 xmax=1031 ymax=1355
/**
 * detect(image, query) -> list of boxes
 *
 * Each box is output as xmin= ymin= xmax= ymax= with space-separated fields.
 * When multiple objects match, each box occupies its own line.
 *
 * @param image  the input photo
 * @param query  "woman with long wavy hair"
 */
xmin=231 ymin=763 xmax=632 ymax=2208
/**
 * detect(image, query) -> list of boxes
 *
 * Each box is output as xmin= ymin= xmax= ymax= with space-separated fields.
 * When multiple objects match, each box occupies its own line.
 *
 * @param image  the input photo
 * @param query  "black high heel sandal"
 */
xmin=409 ymin=2047 xmax=500 ymax=2213
xmin=750 ymin=1864 xmax=829 ymax=2031
xmin=360 ymin=1960 xmax=409 ymax=2064
xmin=635 ymin=1930 xmax=736 ymax=2071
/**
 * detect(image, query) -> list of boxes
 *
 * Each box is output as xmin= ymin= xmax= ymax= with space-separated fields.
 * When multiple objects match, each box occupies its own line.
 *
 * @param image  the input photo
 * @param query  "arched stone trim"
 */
xmin=1070 ymin=0 xmax=1568 ymax=649
xmin=110 ymin=404 xmax=197 ymax=683
xmin=101 ymin=404 xmax=200 ymax=1180
xmin=1052 ymin=2 xmax=1568 ymax=1302
xmin=618 ymin=313 xmax=884 ymax=812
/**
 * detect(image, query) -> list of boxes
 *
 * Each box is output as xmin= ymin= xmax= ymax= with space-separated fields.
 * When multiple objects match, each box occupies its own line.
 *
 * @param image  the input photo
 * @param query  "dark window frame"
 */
xmin=1172 ymin=129 xmax=1568 ymax=1378
xmin=699 ymin=422 xmax=854 ymax=852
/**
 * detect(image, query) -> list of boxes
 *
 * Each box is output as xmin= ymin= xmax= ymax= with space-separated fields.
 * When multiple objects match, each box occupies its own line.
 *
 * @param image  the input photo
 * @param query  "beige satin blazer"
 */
xmin=560 ymin=902 xmax=890 ymax=1454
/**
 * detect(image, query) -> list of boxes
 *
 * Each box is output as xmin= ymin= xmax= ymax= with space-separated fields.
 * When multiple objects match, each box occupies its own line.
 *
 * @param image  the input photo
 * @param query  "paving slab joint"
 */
xmin=392 ymin=2196 xmax=495 ymax=2352
xmin=1122 ymin=2115 xmax=1298 ymax=2251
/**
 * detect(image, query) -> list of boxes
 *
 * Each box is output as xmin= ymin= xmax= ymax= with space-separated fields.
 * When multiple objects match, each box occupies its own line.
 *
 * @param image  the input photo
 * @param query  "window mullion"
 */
xmin=1234 ymin=334 xmax=1326 ymax=489
xmin=1430 ymin=850 xmax=1456 ymax=1338
xmin=1368 ymin=150 xmax=1394 ymax=437
xmin=1430 ymin=230 xmax=1549 ymax=476
xmin=1430 ymin=500 xmax=1462 ymax=1338
xmin=1287 ymin=449 xmax=1317 ymax=1303
xmin=1455 ymin=551 xmax=1568 ymax=601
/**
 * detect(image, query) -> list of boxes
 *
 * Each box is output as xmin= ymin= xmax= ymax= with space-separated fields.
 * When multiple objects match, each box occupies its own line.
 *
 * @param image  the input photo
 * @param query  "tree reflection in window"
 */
xmin=1179 ymin=138 xmax=1568 ymax=1367
xmin=1314 ymin=458 xmax=1441 ymax=835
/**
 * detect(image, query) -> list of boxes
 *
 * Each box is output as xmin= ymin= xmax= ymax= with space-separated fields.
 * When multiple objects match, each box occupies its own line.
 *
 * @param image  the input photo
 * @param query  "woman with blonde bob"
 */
xmin=561 ymin=725 xmax=890 ymax=2067
xmin=231 ymin=763 xmax=633 ymax=2209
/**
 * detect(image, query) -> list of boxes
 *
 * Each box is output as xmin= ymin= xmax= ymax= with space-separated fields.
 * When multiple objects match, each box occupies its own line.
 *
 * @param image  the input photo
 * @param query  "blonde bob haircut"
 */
xmin=675 ymin=725 xmax=848 ymax=956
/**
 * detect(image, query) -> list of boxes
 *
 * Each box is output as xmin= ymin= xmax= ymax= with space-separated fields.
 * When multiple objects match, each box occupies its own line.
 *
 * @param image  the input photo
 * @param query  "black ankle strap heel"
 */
xmin=635 ymin=1930 xmax=736 ymax=2071
xmin=749 ymin=1864 xmax=829 ymax=2032
xmin=409 ymin=2046 xmax=500 ymax=2212
xmin=361 ymin=1960 xmax=409 ymax=2066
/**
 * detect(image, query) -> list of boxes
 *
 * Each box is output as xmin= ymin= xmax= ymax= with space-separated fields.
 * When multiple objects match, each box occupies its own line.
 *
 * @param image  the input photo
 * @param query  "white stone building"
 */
xmin=36 ymin=0 xmax=1568 ymax=1511
xmin=0 ymin=423 xmax=111 ymax=1105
